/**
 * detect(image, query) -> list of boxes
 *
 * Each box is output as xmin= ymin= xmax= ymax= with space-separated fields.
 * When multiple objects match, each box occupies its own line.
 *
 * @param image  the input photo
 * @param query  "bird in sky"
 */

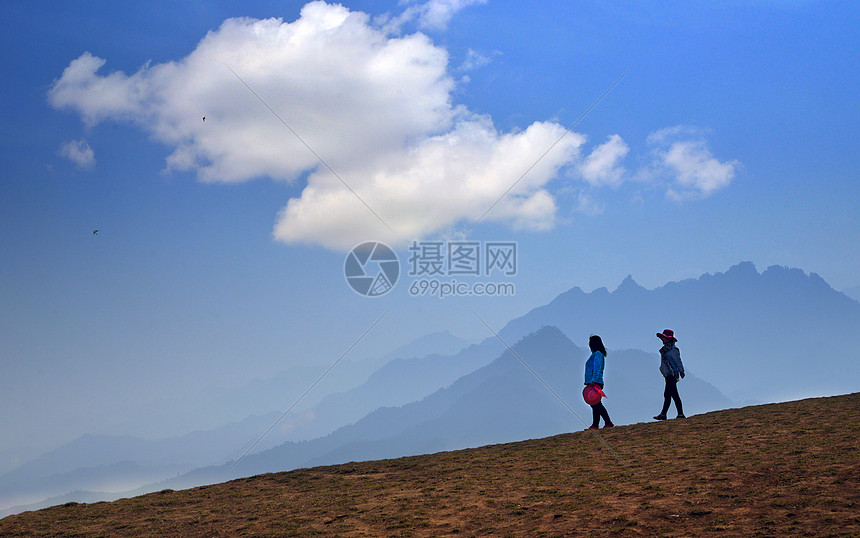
xmin=92 ymin=229 xmax=99 ymax=235
xmin=202 ymin=116 xmax=206 ymax=122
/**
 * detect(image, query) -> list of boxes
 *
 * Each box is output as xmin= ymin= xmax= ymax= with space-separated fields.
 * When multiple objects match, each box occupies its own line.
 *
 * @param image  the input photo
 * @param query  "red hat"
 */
xmin=657 ymin=329 xmax=677 ymax=342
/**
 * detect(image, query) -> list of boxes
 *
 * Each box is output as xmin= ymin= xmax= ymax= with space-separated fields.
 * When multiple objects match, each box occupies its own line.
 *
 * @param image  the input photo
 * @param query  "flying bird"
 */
xmin=202 ymin=116 xmax=206 ymax=122
xmin=93 ymin=229 xmax=99 ymax=235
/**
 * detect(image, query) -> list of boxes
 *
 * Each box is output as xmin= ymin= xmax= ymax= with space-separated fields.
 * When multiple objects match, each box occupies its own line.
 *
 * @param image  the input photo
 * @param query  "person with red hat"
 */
xmin=654 ymin=329 xmax=686 ymax=420
xmin=584 ymin=335 xmax=614 ymax=430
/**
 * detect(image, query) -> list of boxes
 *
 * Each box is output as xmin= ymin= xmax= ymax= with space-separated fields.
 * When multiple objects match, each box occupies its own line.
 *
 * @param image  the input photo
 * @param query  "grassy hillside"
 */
xmin=2 ymin=394 xmax=857 ymax=536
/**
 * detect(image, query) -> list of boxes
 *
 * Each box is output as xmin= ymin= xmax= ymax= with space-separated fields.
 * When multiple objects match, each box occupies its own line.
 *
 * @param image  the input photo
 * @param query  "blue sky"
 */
xmin=1 ymin=0 xmax=858 ymax=460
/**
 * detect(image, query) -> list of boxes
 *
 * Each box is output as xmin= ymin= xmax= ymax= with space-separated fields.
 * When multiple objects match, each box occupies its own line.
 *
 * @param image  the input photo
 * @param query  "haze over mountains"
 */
xmin=0 ymin=413 xmax=279 ymax=512
xmin=3 ymin=262 xmax=858 ymax=516
xmin=0 ymin=332 xmax=476 ymax=514
xmin=164 ymin=326 xmax=730 ymax=489
xmin=500 ymin=262 xmax=860 ymax=402
xmin=100 ymin=330 xmax=472 ymax=442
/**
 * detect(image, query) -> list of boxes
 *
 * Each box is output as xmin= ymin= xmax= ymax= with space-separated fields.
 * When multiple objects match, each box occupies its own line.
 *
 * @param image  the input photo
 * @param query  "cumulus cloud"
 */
xmin=578 ymin=134 xmax=629 ymax=187
xmin=58 ymin=139 xmax=95 ymax=169
xmin=48 ymin=1 xmax=580 ymax=250
xmin=274 ymin=115 xmax=582 ymax=248
xmin=50 ymin=3 xmax=455 ymax=185
xmin=647 ymin=126 xmax=739 ymax=200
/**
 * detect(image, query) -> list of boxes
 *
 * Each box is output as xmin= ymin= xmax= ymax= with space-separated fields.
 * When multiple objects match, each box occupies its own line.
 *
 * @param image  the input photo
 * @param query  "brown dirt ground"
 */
xmin=1 ymin=393 xmax=858 ymax=537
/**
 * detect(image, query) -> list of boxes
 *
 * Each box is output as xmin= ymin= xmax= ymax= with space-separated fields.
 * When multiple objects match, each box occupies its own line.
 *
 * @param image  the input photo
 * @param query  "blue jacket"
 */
xmin=584 ymin=351 xmax=605 ymax=385
xmin=659 ymin=343 xmax=684 ymax=378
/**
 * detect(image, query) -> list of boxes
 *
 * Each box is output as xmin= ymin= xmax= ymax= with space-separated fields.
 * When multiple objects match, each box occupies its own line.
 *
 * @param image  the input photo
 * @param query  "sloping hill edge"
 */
xmin=2 ymin=393 xmax=858 ymax=536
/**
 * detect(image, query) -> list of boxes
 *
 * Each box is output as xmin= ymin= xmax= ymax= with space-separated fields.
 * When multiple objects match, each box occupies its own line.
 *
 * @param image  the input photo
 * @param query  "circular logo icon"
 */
xmin=344 ymin=242 xmax=399 ymax=297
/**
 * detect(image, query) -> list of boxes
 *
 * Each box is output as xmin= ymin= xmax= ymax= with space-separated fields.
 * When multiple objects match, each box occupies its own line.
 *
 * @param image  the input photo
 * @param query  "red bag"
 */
xmin=582 ymin=384 xmax=607 ymax=405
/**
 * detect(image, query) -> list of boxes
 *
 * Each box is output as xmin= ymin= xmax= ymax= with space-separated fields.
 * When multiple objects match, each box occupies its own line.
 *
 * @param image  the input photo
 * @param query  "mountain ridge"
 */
xmin=497 ymin=261 xmax=860 ymax=402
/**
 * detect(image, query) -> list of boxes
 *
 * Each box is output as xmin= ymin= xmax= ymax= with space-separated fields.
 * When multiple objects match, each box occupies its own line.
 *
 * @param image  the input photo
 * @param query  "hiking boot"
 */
xmin=603 ymin=423 xmax=615 ymax=428
xmin=653 ymin=414 xmax=667 ymax=421
xmin=676 ymin=414 xmax=686 ymax=419
xmin=585 ymin=426 xmax=599 ymax=430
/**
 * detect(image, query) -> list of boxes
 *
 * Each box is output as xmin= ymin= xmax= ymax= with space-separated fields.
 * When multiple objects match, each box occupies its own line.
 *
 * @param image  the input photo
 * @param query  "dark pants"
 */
xmin=590 ymin=384 xmax=612 ymax=427
xmin=660 ymin=375 xmax=684 ymax=416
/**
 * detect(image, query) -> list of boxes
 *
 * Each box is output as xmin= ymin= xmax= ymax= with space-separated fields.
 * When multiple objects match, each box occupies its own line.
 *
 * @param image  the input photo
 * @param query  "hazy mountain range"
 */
xmin=0 ymin=331 xmax=475 ymax=515
xmin=500 ymin=262 xmax=860 ymax=402
xmin=97 ymin=330 xmax=472 ymax=442
xmin=3 ymin=262 xmax=858 ymax=516
xmin=209 ymin=326 xmax=731 ymax=484
xmin=1 ymin=326 xmax=729 ymax=515
xmin=0 ymin=413 xmax=280 ymax=512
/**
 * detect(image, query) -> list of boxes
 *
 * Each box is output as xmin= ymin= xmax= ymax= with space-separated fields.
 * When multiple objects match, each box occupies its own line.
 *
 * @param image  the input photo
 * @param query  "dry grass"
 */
xmin=2 ymin=393 xmax=858 ymax=536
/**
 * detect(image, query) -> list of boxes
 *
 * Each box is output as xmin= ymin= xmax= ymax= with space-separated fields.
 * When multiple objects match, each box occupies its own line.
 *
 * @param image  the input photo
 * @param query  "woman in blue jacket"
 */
xmin=653 ymin=329 xmax=685 ymax=420
xmin=584 ymin=335 xmax=614 ymax=430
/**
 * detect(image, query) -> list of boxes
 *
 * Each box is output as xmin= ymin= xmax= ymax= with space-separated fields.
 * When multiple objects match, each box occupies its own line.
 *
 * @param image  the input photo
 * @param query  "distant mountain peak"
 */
xmin=762 ymin=264 xmax=833 ymax=291
xmin=527 ymin=325 xmax=566 ymax=340
xmin=544 ymin=286 xmax=585 ymax=309
xmin=382 ymin=330 xmax=470 ymax=360
xmin=503 ymin=325 xmax=570 ymax=352
xmin=614 ymin=275 xmax=644 ymax=294
xmin=560 ymin=286 xmax=585 ymax=297
xmin=724 ymin=261 xmax=758 ymax=277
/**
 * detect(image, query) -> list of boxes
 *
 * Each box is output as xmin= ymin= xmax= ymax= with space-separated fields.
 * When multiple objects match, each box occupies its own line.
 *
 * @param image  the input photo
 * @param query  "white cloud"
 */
xmin=48 ymin=1 xmax=581 ymax=250
xmin=578 ymin=134 xmax=629 ymax=187
xmin=458 ymin=48 xmax=500 ymax=71
xmin=50 ymin=3 xmax=455 ymax=185
xmin=647 ymin=126 xmax=739 ymax=200
xmin=420 ymin=0 xmax=487 ymax=29
xmin=58 ymin=139 xmax=95 ymax=169
xmin=393 ymin=0 xmax=488 ymax=31
xmin=274 ymin=115 xmax=582 ymax=249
